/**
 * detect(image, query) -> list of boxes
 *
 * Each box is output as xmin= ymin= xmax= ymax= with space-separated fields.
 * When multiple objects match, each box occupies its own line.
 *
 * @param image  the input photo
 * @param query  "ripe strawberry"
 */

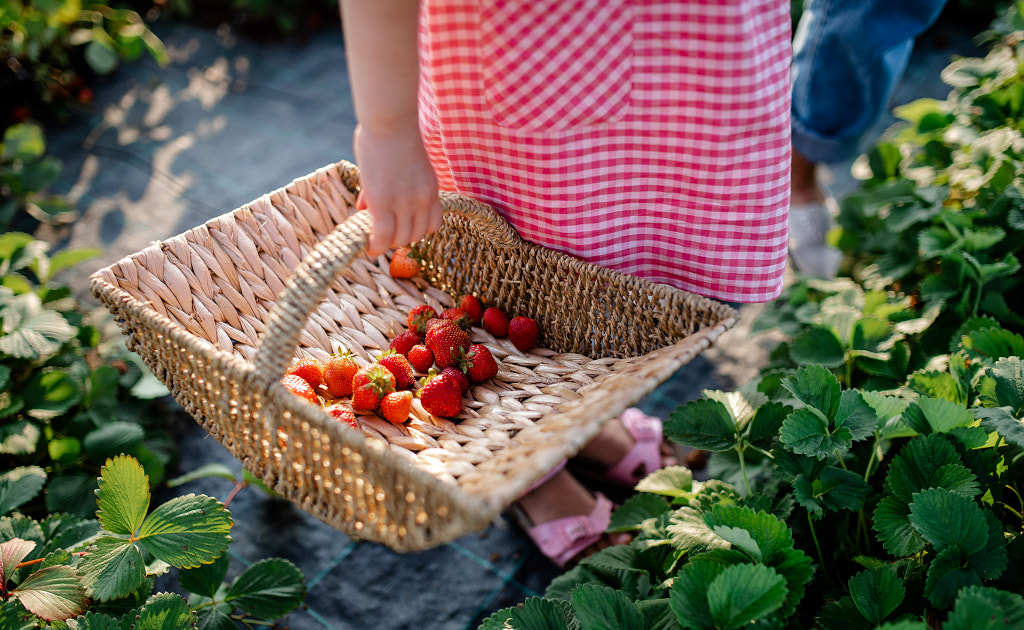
xmin=460 ymin=344 xmax=498 ymax=383
xmin=380 ymin=391 xmax=414 ymax=424
xmin=286 ymin=357 xmax=324 ymax=390
xmin=424 ymin=317 xmax=450 ymax=335
xmin=482 ymin=307 xmax=510 ymax=337
xmin=425 ymin=319 xmax=470 ymax=368
xmin=440 ymin=307 xmax=471 ymax=330
xmin=441 ymin=366 xmax=470 ymax=393
xmin=389 ymin=246 xmax=420 ymax=278
xmin=350 ymin=364 xmax=396 ymax=412
xmin=407 ymin=305 xmax=438 ymax=336
xmin=419 ymin=371 xmax=463 ymax=418
xmin=390 ymin=330 xmax=422 ymax=356
xmin=459 ymin=295 xmax=485 ymax=326
xmin=323 ymin=403 xmax=358 ymax=429
xmin=509 ymin=316 xmax=540 ymax=351
xmin=407 ymin=344 xmax=434 ymax=373
xmin=281 ymin=374 xmax=318 ymax=404
xmin=323 ymin=351 xmax=359 ymax=398
xmin=378 ymin=350 xmax=416 ymax=390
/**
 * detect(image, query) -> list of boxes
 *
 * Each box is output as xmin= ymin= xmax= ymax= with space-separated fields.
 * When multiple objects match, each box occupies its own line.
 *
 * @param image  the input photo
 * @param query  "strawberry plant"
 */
xmin=0 ymin=122 xmax=73 ymax=230
xmin=0 ymin=455 xmax=306 ymax=628
xmin=0 ymin=232 xmax=175 ymax=519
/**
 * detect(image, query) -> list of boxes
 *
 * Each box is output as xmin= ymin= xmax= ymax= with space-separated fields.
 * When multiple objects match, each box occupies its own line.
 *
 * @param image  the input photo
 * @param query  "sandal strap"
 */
xmin=528 ymin=493 xmax=613 ymax=567
xmin=603 ymin=408 xmax=663 ymax=486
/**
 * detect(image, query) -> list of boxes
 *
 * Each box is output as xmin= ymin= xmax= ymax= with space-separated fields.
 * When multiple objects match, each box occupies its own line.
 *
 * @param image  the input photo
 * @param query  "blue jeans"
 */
xmin=791 ymin=0 xmax=948 ymax=164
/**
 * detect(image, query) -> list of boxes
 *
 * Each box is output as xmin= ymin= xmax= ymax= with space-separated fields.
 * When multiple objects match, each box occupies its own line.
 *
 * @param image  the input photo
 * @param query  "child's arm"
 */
xmin=340 ymin=0 xmax=443 ymax=257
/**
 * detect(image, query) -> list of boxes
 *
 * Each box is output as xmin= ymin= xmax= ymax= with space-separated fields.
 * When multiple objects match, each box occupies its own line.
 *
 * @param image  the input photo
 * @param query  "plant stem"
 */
xmin=17 ymin=552 xmax=87 ymax=568
xmin=736 ymin=443 xmax=752 ymax=495
xmin=834 ymin=449 xmax=848 ymax=471
xmin=807 ymin=512 xmax=828 ymax=581
xmin=224 ymin=480 xmax=246 ymax=508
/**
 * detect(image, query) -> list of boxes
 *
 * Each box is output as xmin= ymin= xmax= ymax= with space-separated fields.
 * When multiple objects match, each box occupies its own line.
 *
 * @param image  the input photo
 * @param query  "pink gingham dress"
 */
xmin=418 ymin=0 xmax=792 ymax=303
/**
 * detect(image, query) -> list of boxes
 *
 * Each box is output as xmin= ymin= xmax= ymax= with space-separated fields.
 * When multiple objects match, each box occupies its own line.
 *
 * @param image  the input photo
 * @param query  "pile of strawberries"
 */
xmin=280 ymin=287 xmax=542 ymax=430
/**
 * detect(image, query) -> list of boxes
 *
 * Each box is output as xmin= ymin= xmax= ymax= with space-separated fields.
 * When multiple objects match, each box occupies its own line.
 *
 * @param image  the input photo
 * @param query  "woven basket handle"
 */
xmin=251 ymin=192 xmax=520 ymax=384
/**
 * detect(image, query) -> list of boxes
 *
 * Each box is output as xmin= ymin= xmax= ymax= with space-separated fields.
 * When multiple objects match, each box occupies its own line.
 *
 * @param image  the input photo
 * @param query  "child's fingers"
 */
xmin=367 ymin=208 xmax=396 ymax=257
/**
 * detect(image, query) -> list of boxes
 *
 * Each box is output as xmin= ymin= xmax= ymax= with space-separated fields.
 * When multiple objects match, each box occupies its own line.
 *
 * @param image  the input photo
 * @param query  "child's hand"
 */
xmin=354 ymin=122 xmax=443 ymax=257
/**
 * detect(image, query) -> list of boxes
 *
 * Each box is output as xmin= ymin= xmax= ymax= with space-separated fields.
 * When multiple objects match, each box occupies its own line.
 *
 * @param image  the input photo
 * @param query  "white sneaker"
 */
xmin=788 ymin=200 xmax=841 ymax=279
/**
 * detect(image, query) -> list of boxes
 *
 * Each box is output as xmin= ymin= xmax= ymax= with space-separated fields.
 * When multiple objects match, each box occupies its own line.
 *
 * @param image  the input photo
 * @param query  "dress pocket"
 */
xmin=479 ymin=0 xmax=633 ymax=131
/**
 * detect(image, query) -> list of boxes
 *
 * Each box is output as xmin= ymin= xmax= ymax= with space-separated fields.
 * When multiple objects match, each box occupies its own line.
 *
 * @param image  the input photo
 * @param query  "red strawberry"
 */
xmin=419 ymin=371 xmax=463 ymax=418
xmin=389 ymin=246 xmax=420 ymax=278
xmin=390 ymin=330 xmax=422 ymax=356
xmin=281 ymin=374 xmax=318 ymax=404
xmin=380 ymin=391 xmax=414 ymax=424
xmin=323 ymin=351 xmax=359 ymax=398
xmin=482 ymin=307 xmax=510 ymax=337
xmin=460 ymin=344 xmax=498 ymax=383
xmin=425 ymin=319 xmax=470 ymax=369
xmin=441 ymin=366 xmax=470 ymax=393
xmin=509 ymin=316 xmax=540 ymax=351
xmin=424 ymin=318 xmax=450 ymax=335
xmin=378 ymin=350 xmax=416 ymax=390
xmin=350 ymin=364 xmax=396 ymax=412
xmin=323 ymin=403 xmax=358 ymax=429
xmin=440 ymin=307 xmax=471 ymax=330
xmin=407 ymin=344 xmax=434 ymax=373
xmin=407 ymin=305 xmax=438 ymax=336
xmin=459 ymin=295 xmax=485 ymax=326
xmin=286 ymin=357 xmax=324 ymax=390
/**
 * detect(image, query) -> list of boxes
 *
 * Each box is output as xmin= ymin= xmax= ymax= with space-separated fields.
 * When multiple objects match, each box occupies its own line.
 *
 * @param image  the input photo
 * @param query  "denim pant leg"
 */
xmin=791 ymin=0 xmax=948 ymax=164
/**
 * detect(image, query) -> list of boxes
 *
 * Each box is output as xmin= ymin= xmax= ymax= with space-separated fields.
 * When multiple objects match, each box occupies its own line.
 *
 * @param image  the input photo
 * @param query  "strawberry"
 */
xmin=323 ymin=351 xmax=359 ymax=398
xmin=424 ymin=317 xmax=450 ymax=335
xmin=509 ymin=316 xmax=540 ymax=351
xmin=460 ymin=344 xmax=498 ymax=383
xmin=441 ymin=366 xmax=470 ymax=393
xmin=482 ymin=307 xmax=510 ymax=337
xmin=459 ymin=294 xmax=485 ymax=326
xmin=286 ymin=357 xmax=324 ymax=390
xmin=323 ymin=403 xmax=358 ymax=429
xmin=350 ymin=364 xmax=396 ymax=412
xmin=418 ymin=371 xmax=463 ymax=418
xmin=389 ymin=246 xmax=420 ymax=278
xmin=380 ymin=391 xmax=414 ymax=424
xmin=407 ymin=305 xmax=438 ymax=336
xmin=390 ymin=330 xmax=422 ymax=356
xmin=440 ymin=307 xmax=471 ymax=330
xmin=281 ymin=374 xmax=318 ymax=404
xmin=425 ymin=319 xmax=470 ymax=368
xmin=407 ymin=344 xmax=434 ymax=373
xmin=378 ymin=350 xmax=416 ymax=390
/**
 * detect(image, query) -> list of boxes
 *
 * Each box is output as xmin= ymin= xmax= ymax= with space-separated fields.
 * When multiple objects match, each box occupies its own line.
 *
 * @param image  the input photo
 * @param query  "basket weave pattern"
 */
xmin=90 ymin=161 xmax=737 ymax=551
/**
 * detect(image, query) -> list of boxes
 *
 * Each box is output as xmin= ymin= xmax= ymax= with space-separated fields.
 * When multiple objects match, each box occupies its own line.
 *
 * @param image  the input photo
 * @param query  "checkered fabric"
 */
xmin=418 ymin=0 xmax=792 ymax=303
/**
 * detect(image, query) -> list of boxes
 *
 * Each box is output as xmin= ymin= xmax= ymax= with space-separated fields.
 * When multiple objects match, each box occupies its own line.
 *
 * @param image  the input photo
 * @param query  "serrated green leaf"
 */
xmin=68 ymin=611 xmax=122 ymax=630
xmin=909 ymin=370 xmax=965 ymax=404
xmin=0 ymin=467 xmax=46 ymax=516
xmin=77 ymin=536 xmax=146 ymax=602
xmin=960 ymin=327 xmax=1024 ymax=363
xmin=703 ymin=505 xmax=794 ymax=562
xmin=45 ymin=473 xmax=97 ymax=519
xmin=925 ymin=546 xmax=981 ymax=609
xmin=134 ymin=592 xmax=196 ymax=630
xmin=873 ymin=495 xmax=926 ymax=557
xmin=943 ymin=586 xmax=1024 ymax=630
xmin=193 ymin=607 xmax=236 ymax=630
xmin=782 ymin=365 xmax=842 ymax=418
xmin=817 ymin=596 xmax=873 ymax=630
xmin=709 ymin=526 xmax=762 ymax=562
xmin=976 ymin=407 xmax=1024 ymax=448
xmin=671 ymin=561 xmax=724 ymax=630
xmin=570 ymin=583 xmax=644 ymax=630
xmin=506 ymin=596 xmax=571 ymax=630
xmin=96 ymin=455 xmax=150 ymax=536
xmin=0 ymin=294 xmax=77 ymax=359
xmin=635 ymin=466 xmax=693 ymax=498
xmin=23 ymin=370 xmax=81 ymax=420
xmin=178 ymin=552 xmax=229 ymax=600
xmin=1 ymin=538 xmax=36 ymax=583
xmin=667 ymin=508 xmax=728 ymax=554
xmin=780 ymin=408 xmax=851 ymax=458
xmin=0 ymin=419 xmax=37 ymax=454
xmin=901 ymin=397 xmax=976 ymax=436
xmin=989 ymin=357 xmax=1024 ymax=415
xmin=931 ymin=463 xmax=981 ymax=498
xmin=886 ymin=435 xmax=964 ymax=503
xmin=138 ymin=494 xmax=232 ymax=568
xmin=636 ymin=599 xmax=676 ymax=630
xmin=665 ymin=399 xmax=737 ymax=452
xmin=83 ymin=423 xmax=146 ymax=462
xmin=909 ymin=488 xmax=987 ymax=554
xmin=745 ymin=402 xmax=789 ymax=447
xmin=848 ymin=566 xmax=904 ymax=625
xmin=794 ymin=466 xmax=871 ymax=514
xmin=12 ymin=565 xmax=87 ymax=621
xmin=608 ymin=494 xmax=671 ymax=533
xmin=707 ymin=563 xmax=788 ymax=630
xmin=226 ymin=557 xmax=304 ymax=619
xmin=789 ymin=327 xmax=846 ymax=368
xmin=837 ymin=390 xmax=878 ymax=442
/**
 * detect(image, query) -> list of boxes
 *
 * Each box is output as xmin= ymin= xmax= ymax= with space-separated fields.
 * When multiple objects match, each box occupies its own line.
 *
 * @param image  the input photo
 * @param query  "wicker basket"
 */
xmin=90 ymin=160 xmax=737 ymax=552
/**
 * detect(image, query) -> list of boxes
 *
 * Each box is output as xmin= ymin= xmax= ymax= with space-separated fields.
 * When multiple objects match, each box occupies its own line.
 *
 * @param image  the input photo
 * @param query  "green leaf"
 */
xmin=886 ymin=434 xmax=965 ymax=503
xmin=665 ymin=399 xmax=737 ymax=452
xmin=0 ymin=418 xmax=36 ymax=454
xmin=569 ymin=584 xmax=644 ymax=630
xmin=745 ymin=401 xmax=789 ymax=447
xmin=45 ymin=473 xmax=98 ymax=519
xmin=817 ymin=596 xmax=873 ymax=630
xmin=48 ymin=437 xmax=81 ymax=462
xmin=709 ymin=526 xmax=762 ymax=562
xmin=166 ymin=464 xmax=238 ymax=488
xmin=636 ymin=599 xmax=676 ymax=630
xmin=1 ymin=123 xmax=45 ymax=161
xmin=703 ymin=505 xmax=794 ymax=562
xmin=1 ymin=538 xmax=36 ymax=583
xmin=0 ymin=467 xmax=46 ymax=516
xmin=22 ymin=370 xmax=81 ymax=420
xmin=873 ymin=495 xmax=926 ymax=557
xmin=848 ymin=566 xmax=904 ymax=625
xmin=608 ymin=494 xmax=671 ymax=533
xmin=134 ymin=593 xmax=197 ymax=630
xmin=901 ymin=397 xmax=976 ymax=436
xmin=909 ymin=488 xmax=987 ymax=554
xmin=943 ymin=586 xmax=1024 ymax=630
xmin=836 ymin=390 xmax=879 ymax=442
xmin=77 ymin=536 xmax=146 ymax=602
xmin=780 ymin=408 xmax=852 ymax=458
xmin=909 ymin=370 xmax=966 ymax=404
xmin=988 ymin=357 xmax=1024 ymax=414
xmin=782 ymin=365 xmax=842 ymax=419
xmin=138 ymin=494 xmax=232 ymax=568
xmin=635 ymin=466 xmax=693 ymax=498
xmin=667 ymin=508 xmax=728 ymax=554
xmin=96 ymin=455 xmax=150 ymax=536
xmin=671 ymin=561 xmax=724 ymax=630
xmin=789 ymin=327 xmax=846 ymax=368
xmin=707 ymin=563 xmax=788 ymax=630
xmin=0 ymin=294 xmax=77 ymax=359
xmin=177 ymin=551 xmax=229 ymax=599
xmin=976 ymin=407 xmax=1024 ymax=448
xmin=925 ymin=546 xmax=981 ymax=609
xmin=226 ymin=557 xmax=305 ymax=619
xmin=84 ymin=422 xmax=146 ymax=462
xmin=193 ymin=608 xmax=236 ymax=630
xmin=46 ymin=248 xmax=102 ymax=280
xmin=794 ymin=466 xmax=871 ymax=514
xmin=960 ymin=327 xmax=1024 ymax=363
xmin=506 ymin=597 xmax=572 ymax=630
xmin=85 ymin=39 xmax=119 ymax=75
xmin=68 ymin=611 xmax=122 ymax=630
xmin=12 ymin=564 xmax=87 ymax=621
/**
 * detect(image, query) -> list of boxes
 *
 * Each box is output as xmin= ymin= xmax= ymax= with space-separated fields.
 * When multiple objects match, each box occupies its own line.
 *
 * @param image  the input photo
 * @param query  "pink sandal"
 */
xmin=577 ymin=407 xmax=666 ymax=487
